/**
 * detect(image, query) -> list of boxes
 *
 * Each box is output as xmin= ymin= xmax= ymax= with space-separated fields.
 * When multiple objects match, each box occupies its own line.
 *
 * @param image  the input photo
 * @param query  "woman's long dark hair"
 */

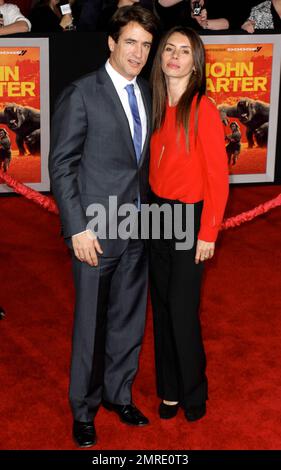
xmin=150 ymin=26 xmax=206 ymax=147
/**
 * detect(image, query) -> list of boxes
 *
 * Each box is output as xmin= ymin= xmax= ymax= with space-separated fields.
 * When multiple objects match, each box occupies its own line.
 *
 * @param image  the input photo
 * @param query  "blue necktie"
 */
xmin=125 ymin=84 xmax=142 ymax=164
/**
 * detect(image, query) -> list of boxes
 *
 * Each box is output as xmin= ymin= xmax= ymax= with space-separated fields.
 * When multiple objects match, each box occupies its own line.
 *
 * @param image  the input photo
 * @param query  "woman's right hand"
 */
xmin=241 ymin=19 xmax=255 ymax=34
xmin=60 ymin=14 xmax=73 ymax=30
xmin=195 ymin=239 xmax=215 ymax=264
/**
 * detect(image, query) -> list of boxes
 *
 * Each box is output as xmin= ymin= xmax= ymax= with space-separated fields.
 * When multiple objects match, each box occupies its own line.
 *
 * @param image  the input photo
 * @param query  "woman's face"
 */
xmin=161 ymin=32 xmax=195 ymax=81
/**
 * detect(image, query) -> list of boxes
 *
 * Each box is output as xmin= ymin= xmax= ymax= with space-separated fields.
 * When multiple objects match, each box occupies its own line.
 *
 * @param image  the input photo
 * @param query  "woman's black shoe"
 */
xmin=159 ymin=401 xmax=179 ymax=419
xmin=184 ymin=403 xmax=206 ymax=422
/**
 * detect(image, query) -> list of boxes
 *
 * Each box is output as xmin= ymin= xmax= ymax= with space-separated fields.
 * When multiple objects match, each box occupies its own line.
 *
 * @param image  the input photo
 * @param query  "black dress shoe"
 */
xmin=184 ymin=403 xmax=206 ymax=422
xmin=159 ymin=401 xmax=179 ymax=419
xmin=73 ymin=420 xmax=97 ymax=447
xmin=102 ymin=401 xmax=149 ymax=426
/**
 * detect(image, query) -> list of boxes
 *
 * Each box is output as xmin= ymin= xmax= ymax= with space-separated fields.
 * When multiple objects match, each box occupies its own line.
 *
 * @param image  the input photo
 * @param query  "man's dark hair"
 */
xmin=108 ymin=5 xmax=159 ymax=43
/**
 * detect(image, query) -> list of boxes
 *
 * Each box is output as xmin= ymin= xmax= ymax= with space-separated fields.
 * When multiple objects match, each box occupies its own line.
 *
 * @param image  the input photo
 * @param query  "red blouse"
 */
xmin=149 ymin=95 xmax=229 ymax=242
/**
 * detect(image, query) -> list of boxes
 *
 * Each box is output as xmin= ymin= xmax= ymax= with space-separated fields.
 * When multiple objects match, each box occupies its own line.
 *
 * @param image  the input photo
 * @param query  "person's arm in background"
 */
xmin=0 ymin=4 xmax=31 ymax=35
xmin=241 ymin=1 xmax=271 ymax=33
xmin=158 ymin=0 xmax=228 ymax=29
xmin=241 ymin=6 xmax=256 ymax=34
xmin=199 ymin=16 xmax=229 ymax=30
xmin=241 ymin=19 xmax=255 ymax=33
xmin=117 ymin=0 xmax=140 ymax=6
xmin=29 ymin=6 xmax=72 ymax=32
xmin=0 ymin=20 xmax=29 ymax=35
xmin=190 ymin=1 xmax=229 ymax=30
xmin=158 ymin=0 xmax=182 ymax=5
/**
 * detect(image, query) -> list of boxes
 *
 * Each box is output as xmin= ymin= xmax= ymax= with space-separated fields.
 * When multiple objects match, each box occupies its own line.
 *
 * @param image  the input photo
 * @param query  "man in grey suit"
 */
xmin=49 ymin=5 xmax=158 ymax=447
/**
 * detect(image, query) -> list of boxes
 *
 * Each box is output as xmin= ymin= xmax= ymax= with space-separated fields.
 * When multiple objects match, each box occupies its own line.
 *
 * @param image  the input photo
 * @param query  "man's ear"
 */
xmin=108 ymin=36 xmax=115 ymax=53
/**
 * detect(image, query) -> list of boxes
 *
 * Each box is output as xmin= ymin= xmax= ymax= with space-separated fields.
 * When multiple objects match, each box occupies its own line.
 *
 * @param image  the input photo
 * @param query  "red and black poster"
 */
xmin=203 ymin=35 xmax=281 ymax=183
xmin=0 ymin=38 xmax=49 ymax=193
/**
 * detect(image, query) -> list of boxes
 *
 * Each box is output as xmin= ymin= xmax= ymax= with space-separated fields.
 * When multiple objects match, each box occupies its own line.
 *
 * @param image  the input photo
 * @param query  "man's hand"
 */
xmin=195 ymin=239 xmax=215 ymax=264
xmin=72 ymin=230 xmax=103 ymax=266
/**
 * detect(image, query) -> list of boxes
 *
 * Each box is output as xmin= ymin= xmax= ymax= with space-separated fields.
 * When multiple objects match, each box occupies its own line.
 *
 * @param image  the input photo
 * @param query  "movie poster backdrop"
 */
xmin=202 ymin=35 xmax=281 ymax=183
xmin=0 ymin=38 xmax=49 ymax=193
xmin=0 ymin=36 xmax=280 ymax=191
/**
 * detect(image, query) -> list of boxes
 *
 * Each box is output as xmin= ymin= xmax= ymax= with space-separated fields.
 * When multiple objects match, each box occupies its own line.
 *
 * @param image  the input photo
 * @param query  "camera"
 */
xmin=192 ymin=1 xmax=202 ymax=16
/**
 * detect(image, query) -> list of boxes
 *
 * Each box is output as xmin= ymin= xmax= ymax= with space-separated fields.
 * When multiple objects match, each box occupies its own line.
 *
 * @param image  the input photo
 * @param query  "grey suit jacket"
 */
xmin=49 ymin=65 xmax=152 ymax=257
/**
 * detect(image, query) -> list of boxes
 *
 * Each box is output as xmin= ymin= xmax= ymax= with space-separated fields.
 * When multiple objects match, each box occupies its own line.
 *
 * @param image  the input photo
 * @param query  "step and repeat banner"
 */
xmin=0 ymin=34 xmax=280 ymax=192
xmin=0 ymin=38 xmax=49 ymax=193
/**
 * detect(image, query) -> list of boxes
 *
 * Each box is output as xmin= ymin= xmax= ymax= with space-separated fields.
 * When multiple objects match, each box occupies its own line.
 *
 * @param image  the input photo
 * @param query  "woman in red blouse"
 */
xmin=149 ymin=26 xmax=229 ymax=421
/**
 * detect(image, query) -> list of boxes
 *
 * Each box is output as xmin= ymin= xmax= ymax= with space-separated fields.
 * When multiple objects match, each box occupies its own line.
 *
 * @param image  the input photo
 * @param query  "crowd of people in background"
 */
xmin=0 ymin=0 xmax=280 ymax=35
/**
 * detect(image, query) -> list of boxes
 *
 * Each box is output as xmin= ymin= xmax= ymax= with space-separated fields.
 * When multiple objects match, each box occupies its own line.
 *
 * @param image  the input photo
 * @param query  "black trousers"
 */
xmin=149 ymin=194 xmax=208 ymax=408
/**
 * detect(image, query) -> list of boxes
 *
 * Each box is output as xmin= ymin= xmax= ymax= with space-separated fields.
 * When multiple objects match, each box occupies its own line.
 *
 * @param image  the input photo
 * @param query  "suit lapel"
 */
xmin=97 ymin=66 xmax=136 ymax=164
xmin=97 ymin=66 xmax=151 ymax=167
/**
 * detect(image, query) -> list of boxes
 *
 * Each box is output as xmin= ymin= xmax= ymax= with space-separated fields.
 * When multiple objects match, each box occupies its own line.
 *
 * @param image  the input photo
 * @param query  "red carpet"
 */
xmin=1 ymin=185 xmax=281 ymax=450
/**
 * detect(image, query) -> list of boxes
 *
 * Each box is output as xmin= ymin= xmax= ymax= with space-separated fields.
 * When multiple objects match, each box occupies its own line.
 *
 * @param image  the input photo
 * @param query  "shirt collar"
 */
xmin=105 ymin=59 xmax=137 ymax=92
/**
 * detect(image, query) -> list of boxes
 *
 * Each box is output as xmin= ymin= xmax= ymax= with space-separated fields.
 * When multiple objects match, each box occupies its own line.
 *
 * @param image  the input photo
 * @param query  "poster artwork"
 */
xmin=0 ymin=47 xmax=40 ymax=182
xmin=205 ymin=43 xmax=273 ymax=177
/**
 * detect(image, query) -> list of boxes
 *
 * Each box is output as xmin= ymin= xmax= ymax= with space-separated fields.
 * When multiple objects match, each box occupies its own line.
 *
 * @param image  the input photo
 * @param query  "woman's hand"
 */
xmin=195 ymin=239 xmax=215 ymax=264
xmin=60 ymin=13 xmax=73 ymax=29
xmin=241 ymin=19 xmax=255 ymax=33
xmin=192 ymin=8 xmax=208 ymax=28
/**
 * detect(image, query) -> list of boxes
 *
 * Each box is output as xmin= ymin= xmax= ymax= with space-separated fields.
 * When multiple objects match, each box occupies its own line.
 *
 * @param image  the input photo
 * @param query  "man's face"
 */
xmin=108 ymin=21 xmax=153 ymax=81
